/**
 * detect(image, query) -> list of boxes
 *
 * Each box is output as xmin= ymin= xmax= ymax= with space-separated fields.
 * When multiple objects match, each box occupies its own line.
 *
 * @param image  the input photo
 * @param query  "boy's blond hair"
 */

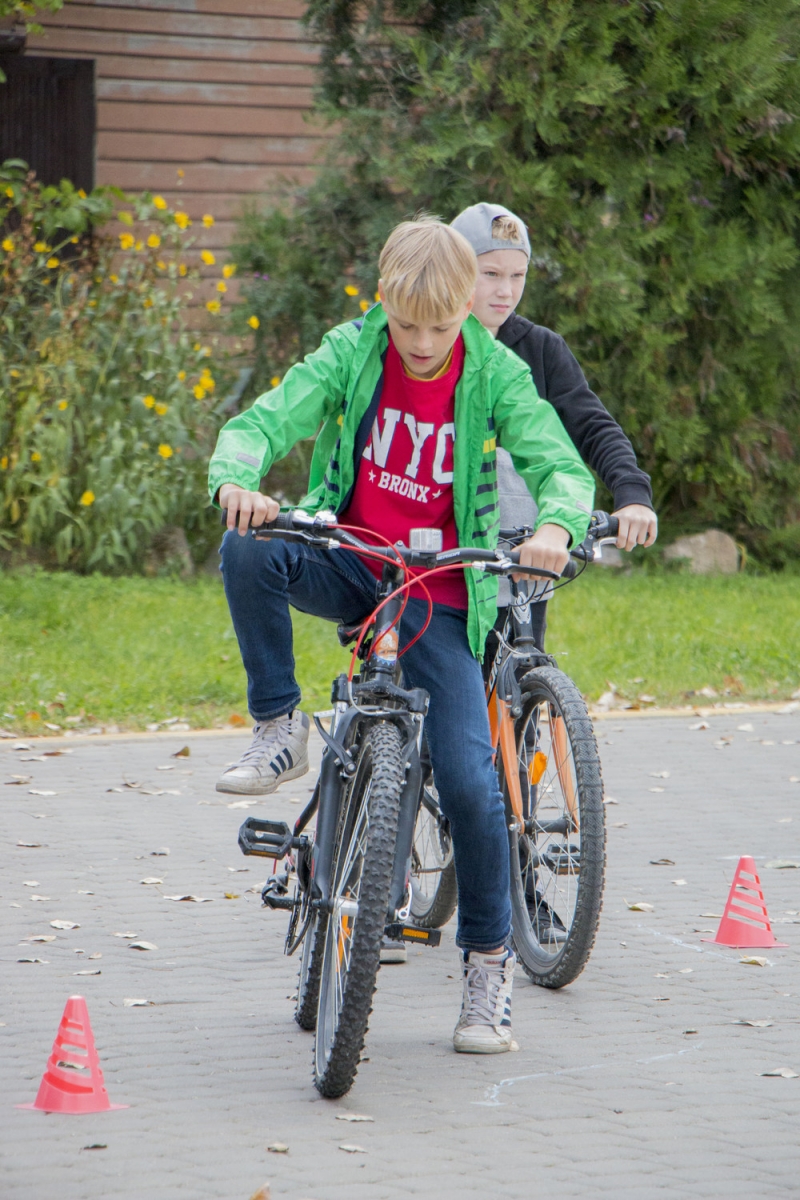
xmin=491 ymin=214 xmax=525 ymax=243
xmin=379 ymin=216 xmax=477 ymax=323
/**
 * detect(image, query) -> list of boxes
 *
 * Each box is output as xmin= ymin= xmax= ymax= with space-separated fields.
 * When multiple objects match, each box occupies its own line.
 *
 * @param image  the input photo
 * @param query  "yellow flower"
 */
xmin=142 ymin=394 xmax=156 ymax=409
xmin=201 ymin=346 xmax=211 ymax=356
xmin=193 ymin=343 xmax=201 ymax=351
xmin=4 ymin=187 xmax=13 ymax=198
xmin=70 ymin=236 xmax=79 ymax=244
xmin=222 ymin=263 xmax=236 ymax=279
xmin=177 ymin=370 xmax=186 ymax=381
xmin=201 ymin=250 xmax=215 ymax=266
xmin=147 ymin=233 xmax=161 ymax=249
xmin=344 ymin=285 xmax=359 ymax=296
xmin=216 ymin=280 xmax=227 ymax=294
xmin=0 ymin=456 xmax=7 ymax=469
xmin=9 ymin=369 xmax=20 ymax=378
xmin=78 ymin=188 xmax=87 ymax=199
xmin=201 ymin=375 xmax=215 ymax=391
xmin=31 ymin=452 xmax=42 ymax=463
xmin=119 ymin=233 xmax=135 ymax=250
xmin=34 ymin=241 xmax=48 ymax=253
xmin=80 ymin=490 xmax=95 ymax=506
xmin=142 ymin=296 xmax=153 ymax=308
xmin=174 ymin=211 xmax=190 ymax=229
xmin=2 ymin=237 xmax=13 ymax=252
xmin=247 ymin=315 xmax=260 ymax=330
xmin=193 ymin=384 xmax=206 ymax=400
xmin=359 ymin=299 xmax=370 ymax=312
xmin=154 ymin=402 xmax=168 ymax=415
xmin=156 ymin=260 xmax=166 ymax=270
xmin=206 ymin=299 xmax=221 ymax=314
xmin=88 ymin=299 xmax=97 ymax=306
xmin=109 ymin=273 xmax=119 ymax=283
xmin=374 ymin=291 xmax=381 ymax=302
xmin=202 ymin=214 xmax=214 ymax=227
xmin=178 ymin=263 xmax=187 ymax=277
xmin=153 ymin=195 xmax=168 ymax=210
xmin=117 ymin=210 xmax=134 ymax=226
xmin=158 ymin=443 xmax=173 ymax=459
xmin=134 ymin=240 xmax=143 ymax=252
xmin=58 ymin=400 xmax=68 ymax=411
xmin=270 ymin=376 xmax=281 ymax=388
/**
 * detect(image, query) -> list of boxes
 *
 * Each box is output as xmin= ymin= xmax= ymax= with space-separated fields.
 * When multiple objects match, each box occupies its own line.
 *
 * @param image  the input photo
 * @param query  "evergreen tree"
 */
xmin=234 ymin=0 xmax=800 ymax=555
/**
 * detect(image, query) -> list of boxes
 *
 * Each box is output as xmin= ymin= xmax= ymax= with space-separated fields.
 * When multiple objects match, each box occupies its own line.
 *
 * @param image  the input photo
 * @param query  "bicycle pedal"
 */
xmin=384 ymin=923 xmax=441 ymax=948
xmin=239 ymin=816 xmax=293 ymax=859
xmin=262 ymin=875 xmax=300 ymax=911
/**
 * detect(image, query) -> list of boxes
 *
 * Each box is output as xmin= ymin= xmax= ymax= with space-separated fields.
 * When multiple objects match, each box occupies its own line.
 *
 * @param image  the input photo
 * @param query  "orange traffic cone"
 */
xmin=703 ymin=856 xmax=787 ymax=949
xmin=17 ymin=995 xmax=127 ymax=1114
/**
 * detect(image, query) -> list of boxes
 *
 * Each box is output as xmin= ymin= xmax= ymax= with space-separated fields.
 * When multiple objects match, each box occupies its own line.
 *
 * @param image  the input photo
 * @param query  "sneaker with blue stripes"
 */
xmin=216 ymin=710 xmax=310 ymax=795
xmin=453 ymin=948 xmax=515 ymax=1054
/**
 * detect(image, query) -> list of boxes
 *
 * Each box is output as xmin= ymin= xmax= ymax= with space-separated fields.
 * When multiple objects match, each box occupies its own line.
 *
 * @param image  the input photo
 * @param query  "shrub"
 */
xmin=0 ymin=161 xmax=227 ymax=571
xmin=232 ymin=0 xmax=800 ymax=556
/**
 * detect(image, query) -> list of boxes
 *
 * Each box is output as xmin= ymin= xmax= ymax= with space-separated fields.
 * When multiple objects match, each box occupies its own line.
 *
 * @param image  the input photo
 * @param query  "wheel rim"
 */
xmin=410 ymin=784 xmax=453 ymax=910
xmin=514 ymin=700 xmax=580 ymax=961
xmin=315 ymin=781 xmax=371 ymax=1077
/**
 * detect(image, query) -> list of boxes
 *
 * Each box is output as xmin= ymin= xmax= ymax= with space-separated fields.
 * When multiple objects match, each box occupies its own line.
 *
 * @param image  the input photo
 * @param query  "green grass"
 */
xmin=0 ymin=568 xmax=797 ymax=735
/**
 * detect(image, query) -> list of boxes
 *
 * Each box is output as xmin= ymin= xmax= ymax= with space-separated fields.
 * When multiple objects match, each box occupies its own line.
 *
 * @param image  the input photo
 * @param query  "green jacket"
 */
xmin=208 ymin=305 xmax=594 ymax=658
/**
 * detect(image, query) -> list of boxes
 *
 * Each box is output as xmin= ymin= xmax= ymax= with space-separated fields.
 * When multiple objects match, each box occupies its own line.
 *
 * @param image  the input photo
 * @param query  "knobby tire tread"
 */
xmin=412 ymin=859 xmax=458 ymax=929
xmin=314 ymin=721 xmax=405 ymax=1098
xmin=295 ymin=913 xmax=327 ymax=1031
xmin=507 ymin=666 xmax=606 ymax=990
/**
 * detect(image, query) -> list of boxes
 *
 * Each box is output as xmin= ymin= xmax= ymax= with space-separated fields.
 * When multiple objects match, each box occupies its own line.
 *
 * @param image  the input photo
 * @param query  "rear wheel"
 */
xmin=409 ymin=779 xmax=457 ymax=929
xmin=503 ymin=666 xmax=605 ymax=989
xmin=314 ymin=721 xmax=405 ymax=1098
xmin=295 ymin=909 xmax=326 ymax=1031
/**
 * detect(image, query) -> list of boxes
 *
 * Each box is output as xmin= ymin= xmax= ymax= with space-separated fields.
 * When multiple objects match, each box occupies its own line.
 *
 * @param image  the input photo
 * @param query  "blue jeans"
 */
xmin=220 ymin=530 xmax=511 ymax=952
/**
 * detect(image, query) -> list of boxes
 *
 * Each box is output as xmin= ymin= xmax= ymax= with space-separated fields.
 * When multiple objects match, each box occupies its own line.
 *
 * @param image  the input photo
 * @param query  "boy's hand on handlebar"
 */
xmin=219 ymin=484 xmax=280 ymax=536
xmin=613 ymin=504 xmax=658 ymax=551
xmin=514 ymin=523 xmax=570 ymax=580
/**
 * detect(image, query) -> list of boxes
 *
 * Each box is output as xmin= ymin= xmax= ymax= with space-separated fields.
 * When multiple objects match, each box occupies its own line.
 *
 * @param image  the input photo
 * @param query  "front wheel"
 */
xmin=503 ymin=666 xmax=606 ymax=989
xmin=314 ymin=721 xmax=405 ymax=1098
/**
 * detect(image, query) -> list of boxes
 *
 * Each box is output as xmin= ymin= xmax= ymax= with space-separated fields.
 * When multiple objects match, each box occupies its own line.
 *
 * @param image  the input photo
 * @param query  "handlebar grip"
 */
xmin=590 ymin=511 xmax=619 ymax=539
xmin=220 ymin=507 xmax=296 ymax=531
xmin=508 ymin=548 xmax=573 ymax=581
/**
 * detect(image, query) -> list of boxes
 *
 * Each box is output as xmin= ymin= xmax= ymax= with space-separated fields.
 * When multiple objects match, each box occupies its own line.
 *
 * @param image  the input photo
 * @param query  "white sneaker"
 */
xmin=215 ymin=710 xmax=310 ymax=795
xmin=453 ymin=948 xmax=515 ymax=1054
xmin=379 ymin=936 xmax=407 ymax=964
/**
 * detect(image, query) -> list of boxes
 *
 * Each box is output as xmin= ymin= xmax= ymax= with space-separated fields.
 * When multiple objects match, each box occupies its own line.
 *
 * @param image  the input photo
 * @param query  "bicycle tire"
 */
xmin=294 ymin=910 xmax=327 ymax=1031
xmin=314 ymin=721 xmax=405 ymax=1098
xmin=502 ymin=665 xmax=605 ymax=989
xmin=409 ymin=780 xmax=458 ymax=929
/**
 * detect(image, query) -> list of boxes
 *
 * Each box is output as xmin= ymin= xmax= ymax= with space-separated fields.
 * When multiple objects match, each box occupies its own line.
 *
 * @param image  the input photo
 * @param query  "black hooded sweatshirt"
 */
xmin=497 ymin=313 xmax=654 ymax=512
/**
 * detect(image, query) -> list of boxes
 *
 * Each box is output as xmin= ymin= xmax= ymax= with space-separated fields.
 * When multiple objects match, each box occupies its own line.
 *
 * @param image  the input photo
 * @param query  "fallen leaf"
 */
xmin=140 ymin=877 xmax=163 ymax=885
xmin=267 ymin=1143 xmax=288 ymax=1154
xmin=734 ymin=1019 xmax=772 ymax=1027
xmin=338 ymin=1143 xmax=367 ymax=1154
xmin=694 ymin=927 xmax=716 ymax=933
xmin=17 ymin=840 xmax=42 ymax=848
xmin=654 ymin=972 xmax=669 ymax=978
xmin=689 ymin=721 xmax=709 ymax=730
xmin=760 ymin=1067 xmax=798 ymax=1078
xmin=163 ymin=894 xmax=212 ymax=903
xmin=740 ymin=956 xmax=768 ymax=967
xmin=649 ymin=786 xmax=665 ymax=793
xmin=13 ymin=742 xmax=32 ymax=749
xmin=30 ymin=895 xmax=50 ymax=902
xmin=77 ymin=889 xmax=94 ymax=895
xmin=737 ymin=723 xmax=755 ymax=733
xmin=50 ymin=920 xmax=79 ymax=930
xmin=789 ymin=777 xmax=800 ymax=784
xmin=74 ymin=969 xmax=101 ymax=976
xmin=150 ymin=848 xmax=170 ymax=856
xmin=603 ymin=795 xmax=619 ymax=805
xmin=653 ymin=996 xmax=670 ymax=1001
xmin=22 ymin=880 xmax=39 ymax=887
xmin=228 ymin=713 xmax=248 ymax=727
xmin=613 ymin=821 xmax=628 ymax=828
xmin=683 ymin=1029 xmax=698 ymax=1035
xmin=5 ymin=775 xmax=32 ymax=785
xmin=123 ymin=998 xmax=152 ymax=1007
xmin=21 ymin=934 xmax=55 ymax=943
xmin=88 ymin=952 xmax=102 ymax=960
xmin=701 ymin=912 xmax=722 ymax=918
xmin=18 ymin=957 xmax=48 ymax=963
xmin=224 ymin=892 xmax=240 ymax=900
xmin=172 ymin=745 xmax=191 ymax=758
xmin=650 ymin=858 xmax=675 ymax=866
xmin=156 ymin=765 xmax=174 ymax=772
xmin=227 ymin=800 xmax=258 ymax=809
xmin=696 ymin=686 xmax=718 ymax=699
xmin=247 ymin=1185 xmax=270 ymax=1200
xmin=81 ymin=1144 xmax=107 ymax=1151
xmin=624 ymin=899 xmax=654 ymax=912
xmin=638 ymin=694 xmax=656 ymax=704
xmin=129 ymin=941 xmax=158 ymax=951
xmin=336 ymin=1114 xmax=374 ymax=1123
xmin=650 ymin=771 xmax=670 ymax=779
xmin=765 ymin=860 xmax=800 ymax=870
xmin=679 ymin=968 xmax=693 ymax=974
xmin=671 ymin=879 xmax=688 ymax=886
xmin=28 ymin=789 xmax=57 ymax=796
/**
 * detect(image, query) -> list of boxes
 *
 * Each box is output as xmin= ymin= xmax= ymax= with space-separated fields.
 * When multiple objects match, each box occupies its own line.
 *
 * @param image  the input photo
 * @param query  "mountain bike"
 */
xmin=235 ymin=508 xmax=616 ymax=1096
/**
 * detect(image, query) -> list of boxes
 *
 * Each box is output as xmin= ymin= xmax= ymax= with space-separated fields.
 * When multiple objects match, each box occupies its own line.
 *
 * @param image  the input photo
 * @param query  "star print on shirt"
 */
xmin=368 ymin=470 xmax=376 ymax=482
xmin=432 ymin=489 xmax=442 ymax=498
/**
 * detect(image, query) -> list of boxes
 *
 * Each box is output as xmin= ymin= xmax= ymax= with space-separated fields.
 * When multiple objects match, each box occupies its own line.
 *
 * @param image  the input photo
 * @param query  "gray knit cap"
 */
xmin=451 ymin=202 xmax=531 ymax=259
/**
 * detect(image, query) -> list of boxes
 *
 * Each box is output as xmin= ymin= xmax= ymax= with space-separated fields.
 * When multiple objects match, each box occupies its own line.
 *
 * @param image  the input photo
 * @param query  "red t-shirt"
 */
xmin=342 ymin=334 xmax=467 ymax=609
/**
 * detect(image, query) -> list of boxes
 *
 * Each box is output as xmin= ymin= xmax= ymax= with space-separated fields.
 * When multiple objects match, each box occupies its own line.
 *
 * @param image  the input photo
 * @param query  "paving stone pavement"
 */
xmin=2 ymin=709 xmax=800 ymax=1200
